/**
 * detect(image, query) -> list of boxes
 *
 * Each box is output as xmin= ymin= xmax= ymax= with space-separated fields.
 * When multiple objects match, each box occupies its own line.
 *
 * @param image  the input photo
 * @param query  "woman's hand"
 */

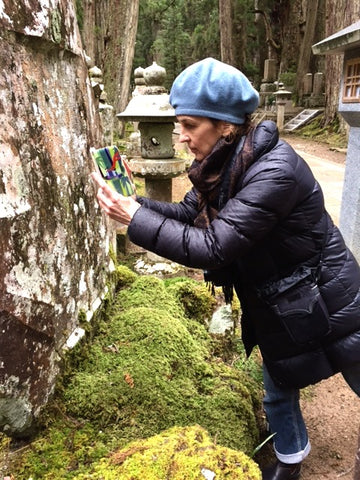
xmin=91 ymin=172 xmax=141 ymax=225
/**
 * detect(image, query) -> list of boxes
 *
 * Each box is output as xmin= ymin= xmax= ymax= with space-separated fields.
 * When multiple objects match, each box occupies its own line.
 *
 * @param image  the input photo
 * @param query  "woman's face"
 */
xmin=177 ymin=115 xmax=228 ymax=161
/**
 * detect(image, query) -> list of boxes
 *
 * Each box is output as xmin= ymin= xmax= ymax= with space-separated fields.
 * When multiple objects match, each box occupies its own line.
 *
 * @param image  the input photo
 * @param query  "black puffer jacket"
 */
xmin=128 ymin=121 xmax=360 ymax=389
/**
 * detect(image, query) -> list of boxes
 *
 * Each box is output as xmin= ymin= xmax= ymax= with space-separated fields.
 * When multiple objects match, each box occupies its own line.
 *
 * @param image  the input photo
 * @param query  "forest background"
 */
xmin=77 ymin=0 xmax=360 ymax=135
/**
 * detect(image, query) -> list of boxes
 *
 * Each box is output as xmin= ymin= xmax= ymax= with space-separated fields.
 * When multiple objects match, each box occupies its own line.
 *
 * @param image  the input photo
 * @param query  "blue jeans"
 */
xmin=262 ymin=363 xmax=360 ymax=464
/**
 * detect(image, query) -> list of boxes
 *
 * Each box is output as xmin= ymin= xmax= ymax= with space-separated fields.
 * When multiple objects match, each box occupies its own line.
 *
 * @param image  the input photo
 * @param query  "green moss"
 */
xmin=164 ymin=277 xmax=221 ymax=343
xmin=63 ymin=306 xmax=209 ymax=430
xmin=111 ymin=275 xmax=184 ymax=320
xmin=165 ymin=277 xmax=216 ymax=324
xmin=12 ymin=422 xmax=114 ymax=479
xmin=107 ymin=244 xmax=117 ymax=265
xmin=111 ymin=264 xmax=137 ymax=289
xmin=76 ymin=308 xmax=94 ymax=336
xmin=77 ymin=309 xmax=87 ymax=325
xmin=8 ymin=274 xmax=263 ymax=478
xmin=72 ymin=425 xmax=261 ymax=480
xmin=296 ymin=114 xmax=348 ymax=148
xmin=63 ymin=278 xmax=259 ymax=452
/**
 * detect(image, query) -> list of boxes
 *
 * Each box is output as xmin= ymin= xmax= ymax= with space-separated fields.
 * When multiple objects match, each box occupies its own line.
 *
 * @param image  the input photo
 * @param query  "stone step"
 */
xmin=284 ymin=109 xmax=322 ymax=131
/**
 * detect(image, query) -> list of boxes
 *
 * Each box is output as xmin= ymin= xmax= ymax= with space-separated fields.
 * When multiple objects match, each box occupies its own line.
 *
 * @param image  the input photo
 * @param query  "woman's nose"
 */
xmin=179 ymin=132 xmax=190 ymax=143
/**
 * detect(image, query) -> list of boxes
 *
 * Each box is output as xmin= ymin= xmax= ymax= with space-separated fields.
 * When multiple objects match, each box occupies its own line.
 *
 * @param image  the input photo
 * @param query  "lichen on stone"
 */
xmin=50 ymin=9 xmax=62 ymax=44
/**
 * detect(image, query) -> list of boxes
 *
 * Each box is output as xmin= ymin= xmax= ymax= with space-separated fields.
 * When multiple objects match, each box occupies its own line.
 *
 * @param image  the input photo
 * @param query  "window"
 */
xmin=343 ymin=58 xmax=360 ymax=103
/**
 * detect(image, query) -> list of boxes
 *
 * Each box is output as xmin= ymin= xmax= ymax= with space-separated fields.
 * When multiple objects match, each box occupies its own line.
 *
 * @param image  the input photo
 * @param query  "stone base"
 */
xmin=129 ymin=156 xmax=186 ymax=178
xmin=303 ymin=94 xmax=326 ymax=108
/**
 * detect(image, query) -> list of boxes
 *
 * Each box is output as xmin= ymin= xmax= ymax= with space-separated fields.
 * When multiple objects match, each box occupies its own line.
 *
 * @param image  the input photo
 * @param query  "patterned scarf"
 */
xmin=187 ymin=126 xmax=256 ymax=302
xmin=188 ymin=126 xmax=256 ymax=227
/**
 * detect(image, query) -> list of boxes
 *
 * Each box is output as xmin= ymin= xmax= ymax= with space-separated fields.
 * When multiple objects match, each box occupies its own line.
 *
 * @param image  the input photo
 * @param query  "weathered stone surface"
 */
xmin=0 ymin=0 xmax=113 ymax=436
xmin=0 ymin=0 xmax=82 ymax=54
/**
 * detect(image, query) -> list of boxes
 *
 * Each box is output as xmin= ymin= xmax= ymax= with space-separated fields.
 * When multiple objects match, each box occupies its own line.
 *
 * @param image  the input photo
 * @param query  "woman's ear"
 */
xmin=221 ymin=122 xmax=233 ymax=138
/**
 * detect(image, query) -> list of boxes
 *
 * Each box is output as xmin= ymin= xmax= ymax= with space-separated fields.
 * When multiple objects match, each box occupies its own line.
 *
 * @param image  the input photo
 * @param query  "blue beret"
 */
xmin=169 ymin=57 xmax=259 ymax=125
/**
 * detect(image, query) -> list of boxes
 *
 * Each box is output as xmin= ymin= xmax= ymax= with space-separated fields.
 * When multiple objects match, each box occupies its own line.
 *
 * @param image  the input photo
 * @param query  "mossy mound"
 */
xmin=111 ymin=274 xmax=213 ymax=342
xmin=64 ymin=274 xmax=260 ymax=451
xmin=64 ymin=298 xmax=258 ymax=453
xmin=112 ymin=274 xmax=184 ymax=317
xmin=112 ymin=264 xmax=138 ymax=289
xmin=8 ymin=272 xmax=262 ymax=478
xmin=64 ymin=306 xmax=209 ymax=433
xmin=165 ymin=277 xmax=217 ymax=324
xmin=73 ymin=425 xmax=261 ymax=480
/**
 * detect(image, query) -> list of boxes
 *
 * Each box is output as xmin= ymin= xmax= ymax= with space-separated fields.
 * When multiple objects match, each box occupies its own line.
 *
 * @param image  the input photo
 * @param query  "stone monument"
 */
xmin=259 ymin=58 xmax=278 ymax=108
xmin=313 ymin=21 xmax=360 ymax=260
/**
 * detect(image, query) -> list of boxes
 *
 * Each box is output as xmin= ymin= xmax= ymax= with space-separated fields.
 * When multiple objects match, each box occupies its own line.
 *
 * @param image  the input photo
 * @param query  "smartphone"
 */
xmin=91 ymin=145 xmax=135 ymax=196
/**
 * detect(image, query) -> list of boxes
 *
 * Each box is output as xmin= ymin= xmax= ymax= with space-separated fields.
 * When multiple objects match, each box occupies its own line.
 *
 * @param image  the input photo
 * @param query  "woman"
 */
xmin=92 ymin=57 xmax=360 ymax=480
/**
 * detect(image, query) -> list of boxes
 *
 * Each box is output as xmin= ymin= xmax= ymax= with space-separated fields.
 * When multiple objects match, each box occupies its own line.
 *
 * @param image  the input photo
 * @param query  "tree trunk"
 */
xmin=323 ymin=0 xmax=345 ymax=125
xmin=295 ymin=0 xmax=319 ymax=100
xmin=219 ymin=0 xmax=234 ymax=65
xmin=277 ymin=0 xmax=302 ymax=75
xmin=80 ymin=0 xmax=139 ymax=131
xmin=233 ymin=12 xmax=247 ymax=70
xmin=95 ymin=0 xmax=139 ymax=115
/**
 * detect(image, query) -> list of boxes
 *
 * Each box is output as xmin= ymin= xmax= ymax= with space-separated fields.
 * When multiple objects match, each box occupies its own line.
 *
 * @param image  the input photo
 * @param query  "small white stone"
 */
xmin=201 ymin=468 xmax=216 ymax=480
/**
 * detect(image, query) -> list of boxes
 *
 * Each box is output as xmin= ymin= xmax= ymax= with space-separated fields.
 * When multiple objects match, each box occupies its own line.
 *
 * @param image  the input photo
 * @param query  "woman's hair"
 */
xmin=211 ymin=114 xmax=253 ymax=142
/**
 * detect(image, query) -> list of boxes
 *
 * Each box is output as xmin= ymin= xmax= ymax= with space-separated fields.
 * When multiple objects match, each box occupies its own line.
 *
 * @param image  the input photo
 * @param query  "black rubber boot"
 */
xmin=261 ymin=461 xmax=301 ymax=480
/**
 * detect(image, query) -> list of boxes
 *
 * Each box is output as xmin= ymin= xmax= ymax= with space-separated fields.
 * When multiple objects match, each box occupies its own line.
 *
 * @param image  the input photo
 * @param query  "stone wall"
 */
xmin=0 ymin=0 xmax=114 ymax=436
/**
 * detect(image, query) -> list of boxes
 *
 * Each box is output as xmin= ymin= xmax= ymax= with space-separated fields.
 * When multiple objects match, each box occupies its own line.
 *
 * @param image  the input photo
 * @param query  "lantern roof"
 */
xmin=312 ymin=21 xmax=360 ymax=55
xmin=117 ymin=94 xmax=176 ymax=122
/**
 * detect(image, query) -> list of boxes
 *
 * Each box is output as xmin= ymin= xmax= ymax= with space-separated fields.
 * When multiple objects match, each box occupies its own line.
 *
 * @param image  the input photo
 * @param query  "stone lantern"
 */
xmin=117 ymin=62 xmax=186 ymax=202
xmin=313 ymin=21 xmax=360 ymax=261
xmin=274 ymin=83 xmax=292 ymax=130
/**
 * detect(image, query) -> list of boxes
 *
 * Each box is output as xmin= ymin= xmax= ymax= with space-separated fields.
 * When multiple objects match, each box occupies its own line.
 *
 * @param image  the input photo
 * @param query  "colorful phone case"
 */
xmin=91 ymin=145 xmax=135 ymax=196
